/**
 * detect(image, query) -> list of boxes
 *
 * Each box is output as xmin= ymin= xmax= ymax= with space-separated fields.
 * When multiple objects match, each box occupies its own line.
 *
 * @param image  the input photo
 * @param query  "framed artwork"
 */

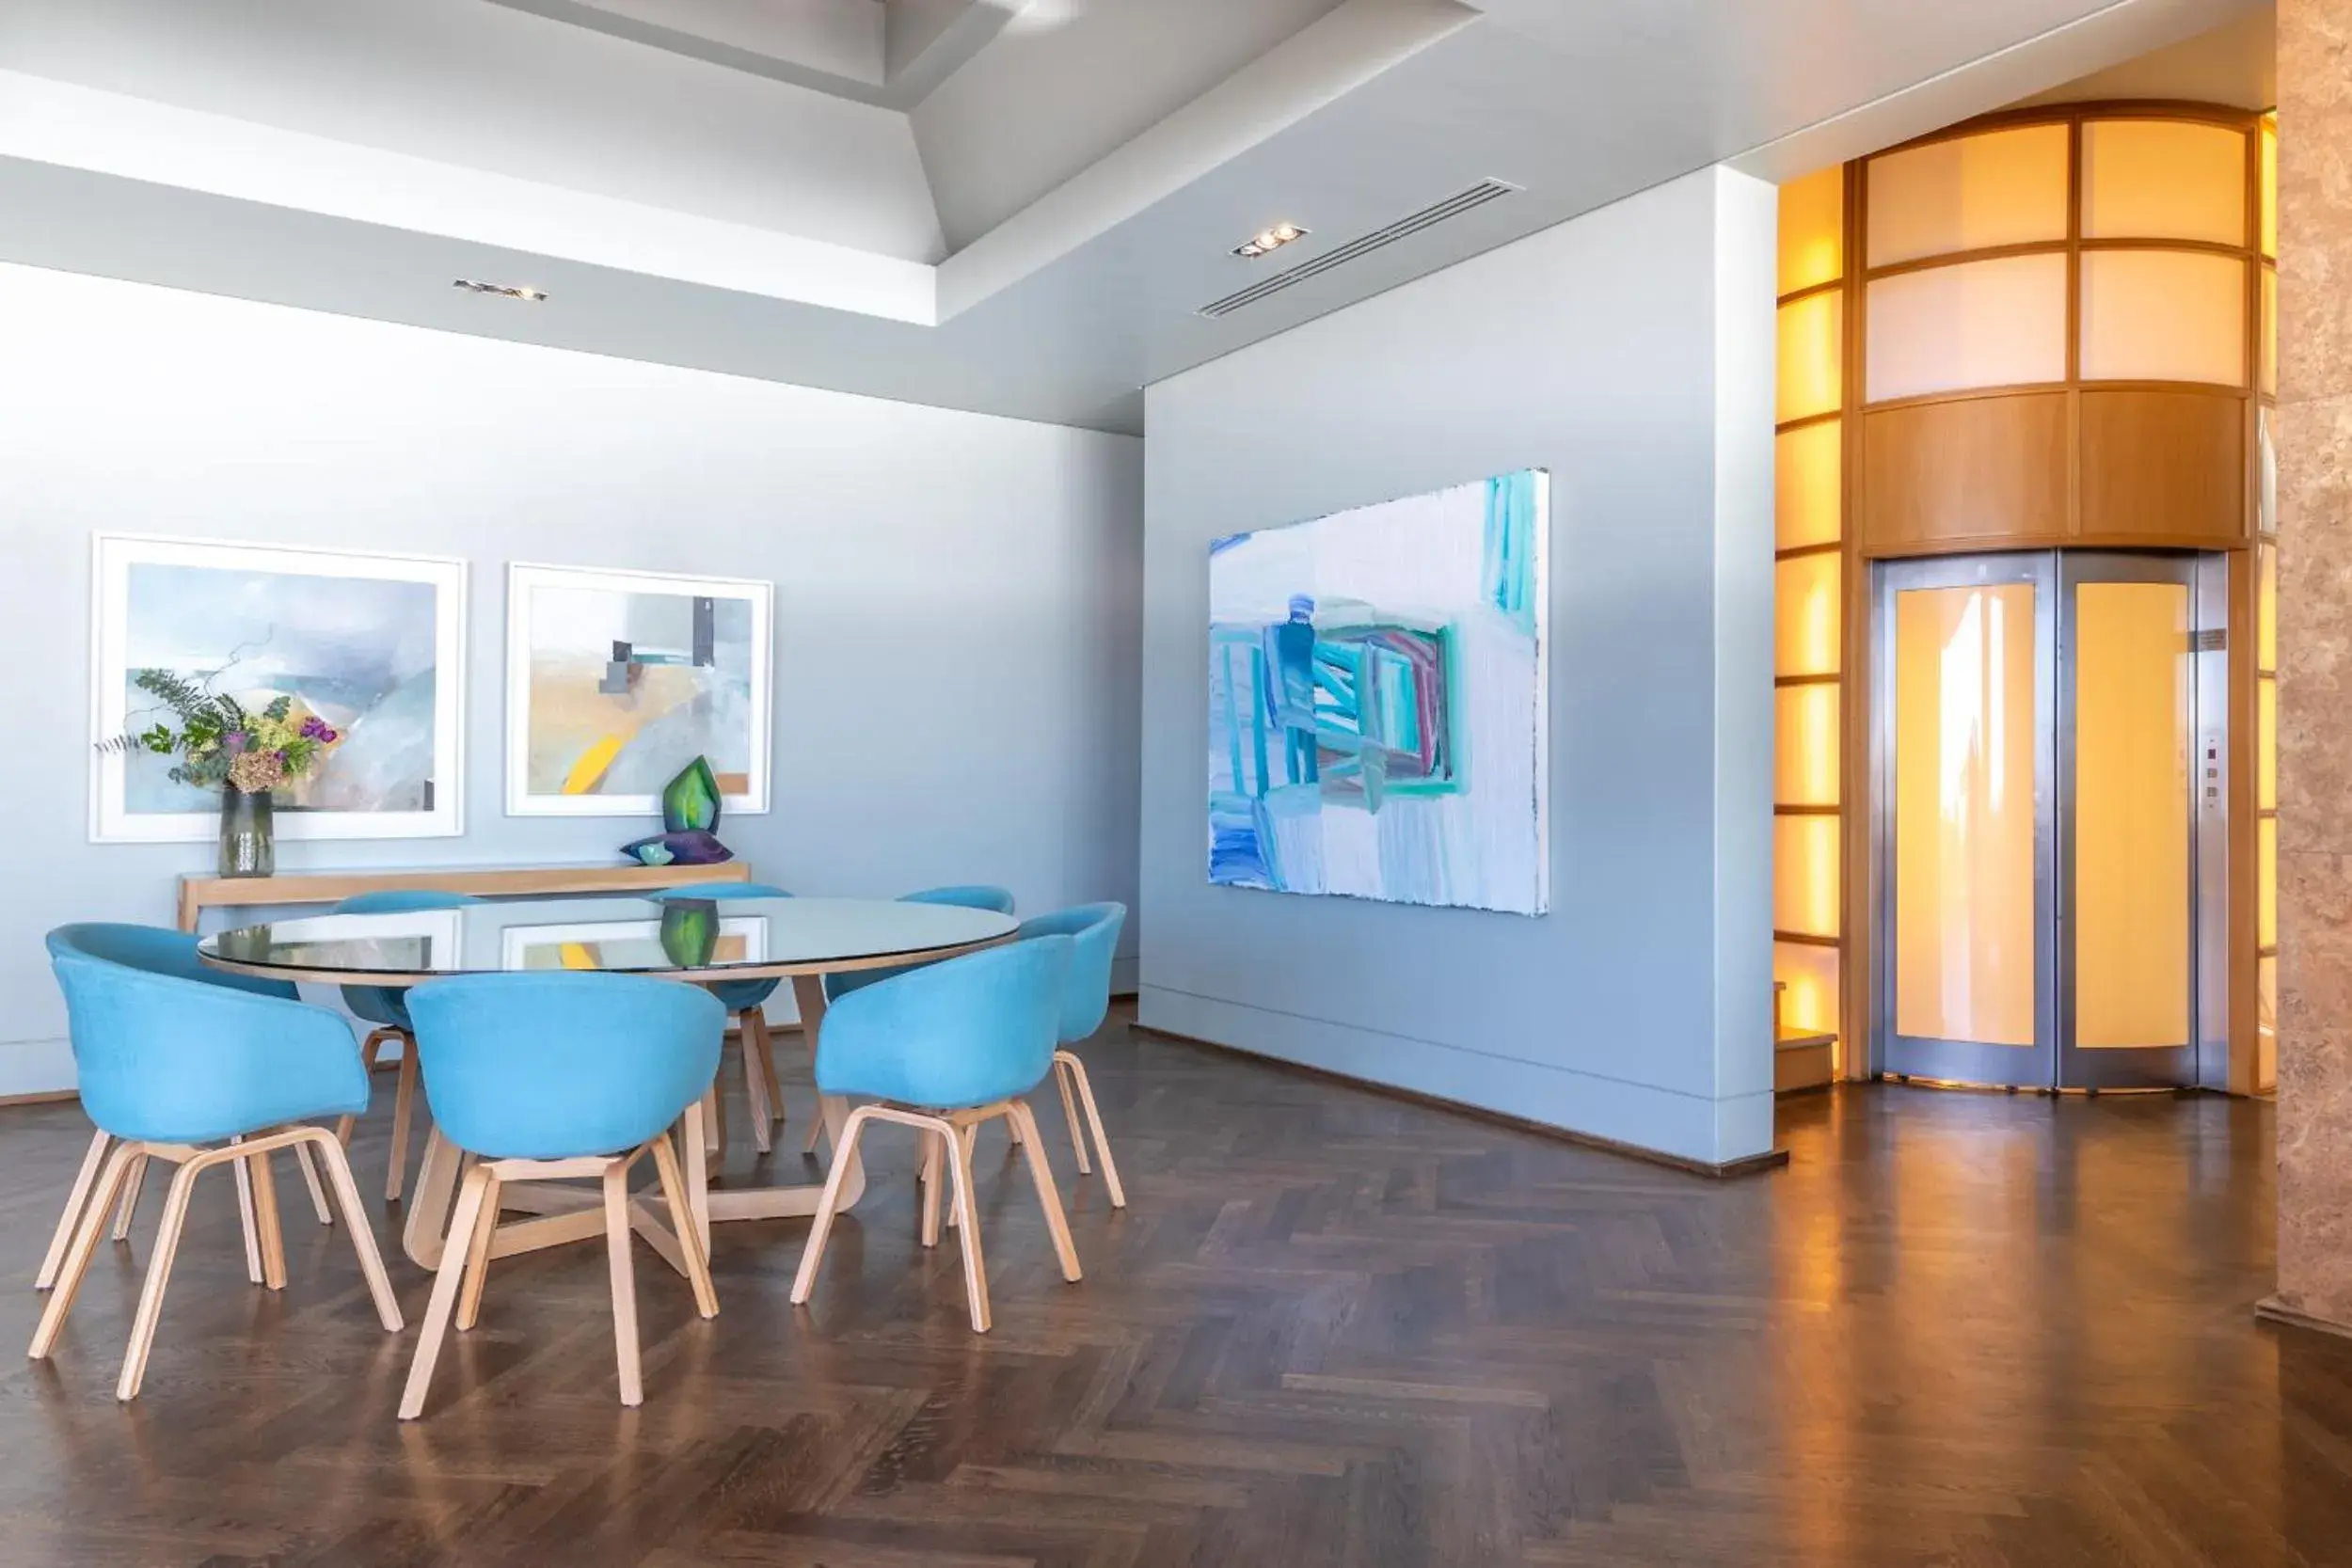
xmin=1206 ymin=467 xmax=1549 ymax=915
xmin=504 ymin=562 xmax=772 ymax=817
xmin=89 ymin=534 xmax=467 ymax=843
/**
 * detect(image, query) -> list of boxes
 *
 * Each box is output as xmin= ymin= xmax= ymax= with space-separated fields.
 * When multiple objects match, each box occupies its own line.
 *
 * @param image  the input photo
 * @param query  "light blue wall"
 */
xmin=0 ymin=262 xmax=1143 ymax=1094
xmin=1138 ymin=167 xmax=1778 ymax=1165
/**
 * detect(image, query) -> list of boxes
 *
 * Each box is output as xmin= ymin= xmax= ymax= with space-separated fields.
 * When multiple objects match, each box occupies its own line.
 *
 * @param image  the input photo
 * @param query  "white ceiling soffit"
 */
xmin=2010 ymin=3 xmax=2274 ymax=109
xmin=0 ymin=0 xmax=2267 ymax=436
xmin=1723 ymin=0 xmax=2271 ymax=183
xmin=478 ymin=0 xmax=1029 ymax=110
xmin=0 ymin=0 xmax=950 ymax=261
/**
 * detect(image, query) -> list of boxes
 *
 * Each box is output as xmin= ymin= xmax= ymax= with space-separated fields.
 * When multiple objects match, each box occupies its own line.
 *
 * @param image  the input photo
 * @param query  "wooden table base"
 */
xmin=398 ymin=977 xmax=867 ymax=1275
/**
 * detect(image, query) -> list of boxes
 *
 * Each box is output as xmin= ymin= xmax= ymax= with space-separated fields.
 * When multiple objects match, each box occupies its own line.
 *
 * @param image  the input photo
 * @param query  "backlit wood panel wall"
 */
xmin=1772 ymin=103 xmax=2280 ymax=1089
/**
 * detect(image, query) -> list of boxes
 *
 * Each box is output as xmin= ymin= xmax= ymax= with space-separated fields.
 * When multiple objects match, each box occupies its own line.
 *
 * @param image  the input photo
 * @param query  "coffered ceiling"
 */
xmin=0 ymin=0 xmax=2272 ymax=434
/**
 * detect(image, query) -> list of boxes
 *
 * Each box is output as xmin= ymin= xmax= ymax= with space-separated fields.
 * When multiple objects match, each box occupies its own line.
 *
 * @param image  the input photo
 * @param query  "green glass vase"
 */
xmin=217 ymin=788 xmax=276 ymax=879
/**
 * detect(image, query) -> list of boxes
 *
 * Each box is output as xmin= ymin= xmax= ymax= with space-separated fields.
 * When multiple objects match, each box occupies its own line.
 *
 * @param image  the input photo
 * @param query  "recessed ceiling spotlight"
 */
xmin=1232 ymin=222 xmax=1308 ymax=261
xmin=453 ymin=277 xmax=548 ymax=302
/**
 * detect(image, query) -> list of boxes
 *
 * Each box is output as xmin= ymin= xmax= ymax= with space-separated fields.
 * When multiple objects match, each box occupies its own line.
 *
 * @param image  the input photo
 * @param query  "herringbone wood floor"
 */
xmin=1 ymin=1007 xmax=2347 ymax=1567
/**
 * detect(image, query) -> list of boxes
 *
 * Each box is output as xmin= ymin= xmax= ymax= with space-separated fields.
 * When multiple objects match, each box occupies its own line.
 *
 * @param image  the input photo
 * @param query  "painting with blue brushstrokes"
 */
xmin=1206 ymin=468 xmax=1549 ymax=915
xmin=89 ymin=534 xmax=468 ymax=843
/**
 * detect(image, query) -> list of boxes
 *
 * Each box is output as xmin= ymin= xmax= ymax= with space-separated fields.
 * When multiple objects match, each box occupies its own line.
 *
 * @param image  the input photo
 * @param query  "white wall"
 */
xmin=1138 ymin=166 xmax=1777 ymax=1166
xmin=0 ymin=262 xmax=1141 ymax=1095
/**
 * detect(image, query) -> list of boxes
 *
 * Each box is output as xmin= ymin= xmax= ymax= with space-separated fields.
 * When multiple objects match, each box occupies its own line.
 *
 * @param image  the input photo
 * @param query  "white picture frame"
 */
xmin=88 ymin=533 xmax=468 ymax=844
xmin=503 ymin=562 xmax=774 ymax=818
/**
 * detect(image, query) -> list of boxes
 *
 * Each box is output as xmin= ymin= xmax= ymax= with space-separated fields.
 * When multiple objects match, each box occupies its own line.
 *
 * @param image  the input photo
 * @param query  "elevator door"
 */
xmin=1876 ymin=551 xmax=2221 ymax=1090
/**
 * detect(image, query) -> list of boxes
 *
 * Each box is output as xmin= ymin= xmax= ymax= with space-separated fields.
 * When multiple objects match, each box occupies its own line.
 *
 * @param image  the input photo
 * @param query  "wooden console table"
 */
xmin=175 ymin=862 xmax=751 ymax=933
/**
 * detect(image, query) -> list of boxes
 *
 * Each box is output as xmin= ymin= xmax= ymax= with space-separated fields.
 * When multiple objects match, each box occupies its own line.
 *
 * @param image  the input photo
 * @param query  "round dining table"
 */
xmin=197 ymin=894 xmax=1016 ymax=1280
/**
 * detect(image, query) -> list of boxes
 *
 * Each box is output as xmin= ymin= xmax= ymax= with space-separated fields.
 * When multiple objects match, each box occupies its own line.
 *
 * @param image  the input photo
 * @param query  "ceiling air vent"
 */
xmin=1197 ymin=178 xmax=1522 ymax=320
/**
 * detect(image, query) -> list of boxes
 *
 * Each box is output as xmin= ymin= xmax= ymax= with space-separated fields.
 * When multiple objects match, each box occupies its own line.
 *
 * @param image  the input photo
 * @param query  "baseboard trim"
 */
xmin=0 ymin=1088 xmax=77 ymax=1109
xmin=1129 ymin=1021 xmax=1788 ymax=1180
xmin=2255 ymin=1294 xmax=2352 ymax=1343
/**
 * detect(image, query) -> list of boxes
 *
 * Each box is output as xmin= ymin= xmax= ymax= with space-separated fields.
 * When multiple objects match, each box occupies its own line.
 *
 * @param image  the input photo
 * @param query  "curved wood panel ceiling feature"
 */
xmin=2077 ymin=388 xmax=2246 ymax=543
xmin=1832 ymin=102 xmax=2268 ymax=557
xmin=1862 ymin=392 xmax=2072 ymax=553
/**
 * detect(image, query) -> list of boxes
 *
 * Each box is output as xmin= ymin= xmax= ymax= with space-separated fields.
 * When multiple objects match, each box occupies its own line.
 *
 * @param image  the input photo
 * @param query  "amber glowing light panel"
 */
xmin=1893 ymin=584 xmax=2038 ymax=1046
xmin=1774 ymin=816 xmax=1841 ymax=940
xmin=1866 ymin=124 xmax=2069 ymax=268
xmin=1774 ymin=421 xmax=1842 ymax=552
xmin=1778 ymin=166 xmax=1845 ymax=296
xmin=1776 ymin=292 xmax=1842 ymax=423
xmin=2071 ymin=583 xmax=2192 ymax=1048
xmin=1775 ymin=554 xmax=1841 ymax=678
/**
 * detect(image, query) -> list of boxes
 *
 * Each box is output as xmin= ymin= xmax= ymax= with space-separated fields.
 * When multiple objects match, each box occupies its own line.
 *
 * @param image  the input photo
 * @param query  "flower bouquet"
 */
xmin=104 ymin=670 xmax=342 ymax=877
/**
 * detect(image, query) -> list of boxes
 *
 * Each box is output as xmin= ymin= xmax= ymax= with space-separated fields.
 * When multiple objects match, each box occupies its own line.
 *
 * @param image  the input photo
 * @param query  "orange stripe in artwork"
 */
xmin=560 ymin=942 xmax=597 ymax=971
xmin=563 ymin=735 xmax=626 ymax=796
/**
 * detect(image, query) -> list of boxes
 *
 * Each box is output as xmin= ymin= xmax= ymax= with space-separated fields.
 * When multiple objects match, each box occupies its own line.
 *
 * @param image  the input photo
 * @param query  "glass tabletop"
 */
xmin=196 ymin=895 xmax=1018 ymax=981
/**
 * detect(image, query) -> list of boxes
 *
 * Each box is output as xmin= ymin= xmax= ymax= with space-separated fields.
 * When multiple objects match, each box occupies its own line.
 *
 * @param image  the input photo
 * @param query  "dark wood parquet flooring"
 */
xmin=0 ymin=1006 xmax=2348 ymax=1567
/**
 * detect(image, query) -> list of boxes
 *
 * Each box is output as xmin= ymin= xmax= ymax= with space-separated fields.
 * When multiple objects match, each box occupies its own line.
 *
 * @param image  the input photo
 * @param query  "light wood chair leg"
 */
xmin=1009 ymin=1101 xmax=1082 ymax=1283
xmin=678 ymin=1101 xmax=711 ymax=1259
xmin=246 ymin=1142 xmax=287 ymax=1291
xmin=1060 ymin=1052 xmax=1126 ymax=1209
xmin=116 ymin=1155 xmax=205 ymax=1402
xmin=455 ymin=1172 xmax=502 ymax=1332
xmin=918 ymin=1131 xmax=945 ymax=1249
xmin=294 ymin=1142 xmax=334 ymax=1227
xmin=335 ymin=1029 xmax=391 ymax=1154
xmin=29 ymin=1145 xmax=142 ymax=1358
xmin=739 ymin=1015 xmax=774 ymax=1156
xmin=602 ymin=1160 xmax=643 ymax=1407
xmin=748 ymin=1010 xmax=786 ymax=1133
xmin=231 ymin=1148 xmax=263 ymax=1286
xmin=305 ymin=1131 xmax=403 ymax=1331
xmin=789 ymin=1106 xmax=876 ymax=1305
xmin=945 ymin=1117 xmax=991 ymax=1334
xmin=1054 ymin=1056 xmax=1091 ymax=1176
xmin=705 ymin=1083 xmax=730 ymax=1168
xmin=802 ymin=1095 xmax=825 ymax=1154
xmin=36 ymin=1131 xmax=113 ymax=1291
xmin=649 ymin=1133 xmax=718 ymax=1319
xmin=945 ymin=1124 xmax=979 ymax=1232
xmin=110 ymin=1152 xmax=148 ymax=1243
xmin=1007 ymin=1110 xmax=1025 ymax=1148
xmin=399 ymin=1164 xmax=492 ymax=1421
xmin=386 ymin=1042 xmax=419 ymax=1203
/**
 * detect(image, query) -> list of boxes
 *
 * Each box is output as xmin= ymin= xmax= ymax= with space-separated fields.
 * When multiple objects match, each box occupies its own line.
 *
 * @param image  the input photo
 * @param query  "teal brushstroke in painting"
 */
xmin=1248 ymin=645 xmax=1271 ymax=797
xmin=1218 ymin=641 xmax=1248 ymax=795
xmin=1483 ymin=470 xmax=1539 ymax=635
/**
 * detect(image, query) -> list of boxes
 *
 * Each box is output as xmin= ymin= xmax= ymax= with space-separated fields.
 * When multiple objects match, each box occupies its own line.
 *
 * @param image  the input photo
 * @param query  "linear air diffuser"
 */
xmin=1197 ymin=179 xmax=1521 ymax=319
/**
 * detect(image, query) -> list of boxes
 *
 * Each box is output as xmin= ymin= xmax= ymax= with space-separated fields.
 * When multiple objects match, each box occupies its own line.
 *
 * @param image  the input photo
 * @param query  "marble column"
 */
xmin=2273 ymin=0 xmax=2352 ymax=1336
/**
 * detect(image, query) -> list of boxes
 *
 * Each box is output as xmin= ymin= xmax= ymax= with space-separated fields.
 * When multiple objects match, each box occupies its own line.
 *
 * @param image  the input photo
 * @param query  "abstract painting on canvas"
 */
xmin=505 ymin=563 xmax=771 ymax=816
xmin=1206 ymin=468 xmax=1549 ymax=914
xmin=89 ymin=535 xmax=467 ymax=842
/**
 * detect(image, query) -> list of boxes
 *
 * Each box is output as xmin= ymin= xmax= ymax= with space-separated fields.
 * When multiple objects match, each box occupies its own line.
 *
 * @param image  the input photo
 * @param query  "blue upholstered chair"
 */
xmin=398 ymin=973 xmax=723 ymax=1418
xmin=31 ymin=925 xmax=337 ymax=1296
xmin=33 ymin=926 xmax=404 ymax=1402
xmin=789 ymin=935 xmax=1079 ymax=1333
xmin=653 ymin=882 xmax=793 ymax=1155
xmin=820 ymin=884 xmax=1017 ymax=1007
xmin=899 ymin=884 xmax=1017 ymax=914
xmin=806 ymin=883 xmax=1020 ymax=1156
xmin=1019 ymin=903 xmax=1129 ymax=1209
xmin=330 ymin=890 xmax=484 ymax=1203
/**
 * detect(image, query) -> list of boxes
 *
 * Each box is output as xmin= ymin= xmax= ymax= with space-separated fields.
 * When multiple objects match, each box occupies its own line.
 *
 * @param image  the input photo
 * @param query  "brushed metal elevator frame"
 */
xmin=1870 ymin=549 xmax=2231 ymax=1091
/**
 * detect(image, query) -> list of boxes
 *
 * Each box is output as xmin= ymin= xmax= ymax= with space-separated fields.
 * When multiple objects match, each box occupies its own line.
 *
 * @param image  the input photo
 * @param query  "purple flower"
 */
xmin=224 ymin=732 xmax=249 ymax=755
xmin=300 ymin=715 xmax=331 ymax=741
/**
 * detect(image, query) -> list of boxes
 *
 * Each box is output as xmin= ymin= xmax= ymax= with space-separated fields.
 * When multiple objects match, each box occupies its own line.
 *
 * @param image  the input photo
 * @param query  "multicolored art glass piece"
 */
xmin=1206 ymin=469 xmax=1549 ymax=914
xmin=622 ymin=754 xmax=735 ymax=866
